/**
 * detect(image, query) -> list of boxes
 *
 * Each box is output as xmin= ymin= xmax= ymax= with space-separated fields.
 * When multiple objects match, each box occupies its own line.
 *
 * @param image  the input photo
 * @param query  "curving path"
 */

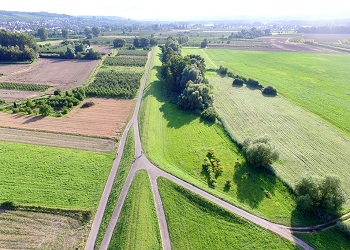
xmin=86 ymin=47 xmax=343 ymax=250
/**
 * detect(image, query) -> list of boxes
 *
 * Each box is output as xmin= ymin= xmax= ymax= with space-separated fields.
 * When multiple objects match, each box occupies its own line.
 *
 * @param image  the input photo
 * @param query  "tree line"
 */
xmin=0 ymin=29 xmax=38 ymax=62
xmin=160 ymin=37 xmax=217 ymax=121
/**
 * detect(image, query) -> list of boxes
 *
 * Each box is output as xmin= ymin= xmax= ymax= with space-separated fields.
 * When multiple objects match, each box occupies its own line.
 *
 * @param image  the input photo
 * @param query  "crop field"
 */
xmin=0 ymin=89 xmax=41 ymax=101
xmin=108 ymin=170 xmax=162 ymax=250
xmin=196 ymin=49 xmax=350 ymax=136
xmin=0 ymin=140 xmax=114 ymax=209
xmin=210 ymin=77 xmax=350 ymax=203
xmin=0 ymin=98 xmax=135 ymax=139
xmin=0 ymin=209 xmax=88 ymax=249
xmin=0 ymin=58 xmax=100 ymax=93
xmin=103 ymin=56 xmax=147 ymax=67
xmin=139 ymin=47 xmax=311 ymax=225
xmin=0 ymin=127 xmax=116 ymax=152
xmin=158 ymin=178 xmax=298 ymax=250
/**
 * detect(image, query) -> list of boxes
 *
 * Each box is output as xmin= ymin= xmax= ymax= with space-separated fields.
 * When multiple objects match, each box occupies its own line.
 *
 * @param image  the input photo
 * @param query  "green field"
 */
xmin=139 ymin=47 xmax=312 ymax=225
xmin=96 ymin=126 xmax=135 ymax=248
xmin=294 ymin=228 xmax=350 ymax=250
xmin=184 ymin=48 xmax=350 ymax=137
xmin=0 ymin=141 xmax=114 ymax=210
xmin=158 ymin=177 xmax=299 ymax=250
xmin=108 ymin=170 xmax=162 ymax=250
xmin=209 ymin=77 xmax=350 ymax=204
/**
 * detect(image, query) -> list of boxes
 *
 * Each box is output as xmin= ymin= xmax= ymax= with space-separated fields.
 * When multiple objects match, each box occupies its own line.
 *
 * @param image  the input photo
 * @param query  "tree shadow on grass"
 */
xmin=233 ymin=162 xmax=277 ymax=209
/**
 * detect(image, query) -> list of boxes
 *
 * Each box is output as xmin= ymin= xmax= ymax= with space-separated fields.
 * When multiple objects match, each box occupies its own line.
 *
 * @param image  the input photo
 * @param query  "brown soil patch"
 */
xmin=0 ymin=209 xmax=87 ymax=250
xmin=0 ymin=58 xmax=99 ymax=92
xmin=0 ymin=127 xmax=116 ymax=152
xmin=0 ymin=98 xmax=135 ymax=139
xmin=92 ymin=45 xmax=114 ymax=54
xmin=0 ymin=89 xmax=42 ymax=102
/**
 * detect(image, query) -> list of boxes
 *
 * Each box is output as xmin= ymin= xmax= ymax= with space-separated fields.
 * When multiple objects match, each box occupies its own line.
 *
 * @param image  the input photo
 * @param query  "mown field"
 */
xmin=190 ymin=49 xmax=350 ymax=137
xmin=0 ymin=140 xmax=114 ymax=209
xmin=0 ymin=209 xmax=88 ymax=249
xmin=210 ymin=77 xmax=350 ymax=205
xmin=139 ymin=47 xmax=312 ymax=226
xmin=108 ymin=170 xmax=161 ymax=250
xmin=158 ymin=177 xmax=299 ymax=250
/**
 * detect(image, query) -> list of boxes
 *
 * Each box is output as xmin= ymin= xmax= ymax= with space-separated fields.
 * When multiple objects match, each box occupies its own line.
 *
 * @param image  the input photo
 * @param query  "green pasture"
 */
xmin=210 ymin=77 xmax=350 ymax=205
xmin=108 ymin=170 xmax=161 ymax=250
xmin=0 ymin=141 xmax=114 ymax=210
xmin=158 ymin=177 xmax=299 ymax=250
xmin=139 ymin=47 xmax=313 ymax=226
xmin=185 ymin=48 xmax=350 ymax=137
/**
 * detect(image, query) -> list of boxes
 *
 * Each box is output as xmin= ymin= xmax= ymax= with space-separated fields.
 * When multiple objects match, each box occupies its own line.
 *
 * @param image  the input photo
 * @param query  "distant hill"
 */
xmin=0 ymin=10 xmax=126 ymax=22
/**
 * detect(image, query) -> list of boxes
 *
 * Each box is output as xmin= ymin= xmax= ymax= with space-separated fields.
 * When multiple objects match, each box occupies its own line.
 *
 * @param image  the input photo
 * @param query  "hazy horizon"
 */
xmin=1 ymin=0 xmax=350 ymax=21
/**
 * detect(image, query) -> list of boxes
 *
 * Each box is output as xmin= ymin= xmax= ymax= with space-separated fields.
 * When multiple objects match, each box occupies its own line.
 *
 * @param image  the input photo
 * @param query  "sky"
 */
xmin=1 ymin=0 xmax=349 ymax=21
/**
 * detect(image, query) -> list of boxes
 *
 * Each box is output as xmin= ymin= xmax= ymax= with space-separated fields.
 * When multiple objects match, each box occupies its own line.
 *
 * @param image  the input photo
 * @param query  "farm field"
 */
xmin=0 ymin=89 xmax=40 ymax=102
xmin=0 ymin=98 xmax=135 ymax=139
xmin=139 ymin=47 xmax=309 ymax=226
xmin=0 ymin=209 xmax=88 ymax=249
xmin=195 ymin=48 xmax=350 ymax=136
xmin=0 ymin=140 xmax=114 ymax=210
xmin=210 ymin=77 xmax=350 ymax=204
xmin=108 ymin=170 xmax=162 ymax=250
xmin=0 ymin=127 xmax=116 ymax=152
xmin=0 ymin=58 xmax=100 ymax=93
xmin=158 ymin=177 xmax=298 ymax=250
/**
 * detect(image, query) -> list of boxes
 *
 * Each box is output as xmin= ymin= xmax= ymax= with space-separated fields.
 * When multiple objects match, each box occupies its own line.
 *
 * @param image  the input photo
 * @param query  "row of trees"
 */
xmin=229 ymin=27 xmax=271 ymax=39
xmin=160 ymin=37 xmax=216 ymax=121
xmin=113 ymin=37 xmax=158 ymax=49
xmin=0 ymin=29 xmax=38 ymax=62
xmin=36 ymin=26 xmax=101 ymax=41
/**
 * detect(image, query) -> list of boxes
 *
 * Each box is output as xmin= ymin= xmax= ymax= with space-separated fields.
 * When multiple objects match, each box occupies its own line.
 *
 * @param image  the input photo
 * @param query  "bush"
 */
xmin=232 ymin=77 xmax=244 ymax=86
xmin=242 ymin=135 xmax=279 ymax=168
xmin=262 ymin=85 xmax=277 ymax=96
xmin=201 ymin=107 xmax=217 ymax=122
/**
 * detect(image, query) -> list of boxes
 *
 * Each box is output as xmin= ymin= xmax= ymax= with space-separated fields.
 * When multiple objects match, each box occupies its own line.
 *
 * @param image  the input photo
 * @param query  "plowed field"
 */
xmin=0 ymin=98 xmax=135 ymax=139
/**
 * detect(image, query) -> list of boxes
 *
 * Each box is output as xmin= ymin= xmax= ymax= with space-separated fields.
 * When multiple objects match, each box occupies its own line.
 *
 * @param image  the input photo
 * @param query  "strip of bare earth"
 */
xmin=0 ymin=127 xmax=116 ymax=153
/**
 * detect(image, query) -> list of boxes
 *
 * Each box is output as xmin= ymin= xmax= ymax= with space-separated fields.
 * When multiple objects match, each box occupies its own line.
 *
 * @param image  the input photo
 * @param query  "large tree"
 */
xmin=113 ymin=38 xmax=126 ymax=48
xmin=295 ymin=175 xmax=345 ymax=218
xmin=92 ymin=26 xmax=100 ymax=37
xmin=37 ymin=28 xmax=48 ymax=41
xmin=61 ymin=29 xmax=69 ymax=39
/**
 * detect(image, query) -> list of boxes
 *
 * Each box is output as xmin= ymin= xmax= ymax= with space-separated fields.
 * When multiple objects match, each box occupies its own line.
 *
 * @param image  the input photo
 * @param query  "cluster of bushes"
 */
xmin=11 ymin=87 xmax=85 ymax=117
xmin=228 ymin=27 xmax=271 ymax=39
xmin=160 ymin=37 xmax=217 ymax=121
xmin=0 ymin=29 xmax=38 ymax=62
xmin=103 ymin=57 xmax=147 ymax=67
xmin=202 ymin=149 xmax=223 ymax=187
xmin=85 ymin=70 xmax=143 ymax=99
xmin=0 ymin=82 xmax=51 ymax=92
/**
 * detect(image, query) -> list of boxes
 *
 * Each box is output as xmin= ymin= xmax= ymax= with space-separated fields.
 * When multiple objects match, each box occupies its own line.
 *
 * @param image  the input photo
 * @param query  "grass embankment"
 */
xmin=209 ymin=77 xmax=350 ymax=206
xmin=195 ymin=49 xmax=350 ymax=137
xmin=294 ymin=228 xmax=350 ymax=250
xmin=139 ymin=47 xmax=308 ymax=226
xmin=95 ymin=126 xmax=135 ymax=248
xmin=158 ymin=177 xmax=299 ymax=250
xmin=0 ymin=140 xmax=114 ymax=210
xmin=108 ymin=170 xmax=162 ymax=250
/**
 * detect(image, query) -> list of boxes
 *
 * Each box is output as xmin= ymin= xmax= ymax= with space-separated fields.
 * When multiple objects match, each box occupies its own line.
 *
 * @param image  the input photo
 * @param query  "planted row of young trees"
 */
xmin=103 ymin=57 xmax=147 ymax=67
xmin=160 ymin=37 xmax=217 ymax=121
xmin=0 ymin=82 xmax=51 ymax=92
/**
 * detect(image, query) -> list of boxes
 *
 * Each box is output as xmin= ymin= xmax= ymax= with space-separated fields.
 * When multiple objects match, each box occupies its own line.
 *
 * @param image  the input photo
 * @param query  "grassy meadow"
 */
xmin=139 ymin=47 xmax=315 ymax=226
xmin=108 ymin=170 xmax=162 ymax=250
xmin=184 ymin=48 xmax=350 ymax=137
xmin=158 ymin=177 xmax=299 ymax=250
xmin=0 ymin=140 xmax=114 ymax=210
xmin=209 ymin=77 xmax=350 ymax=205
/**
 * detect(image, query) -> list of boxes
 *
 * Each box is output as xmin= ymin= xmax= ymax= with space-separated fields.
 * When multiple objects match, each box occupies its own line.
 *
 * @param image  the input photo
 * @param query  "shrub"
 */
xmin=242 ymin=135 xmax=279 ymax=168
xmin=200 ymin=107 xmax=217 ymax=122
xmin=232 ymin=77 xmax=244 ymax=86
xmin=262 ymin=85 xmax=277 ymax=96
xmin=246 ymin=78 xmax=261 ymax=88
